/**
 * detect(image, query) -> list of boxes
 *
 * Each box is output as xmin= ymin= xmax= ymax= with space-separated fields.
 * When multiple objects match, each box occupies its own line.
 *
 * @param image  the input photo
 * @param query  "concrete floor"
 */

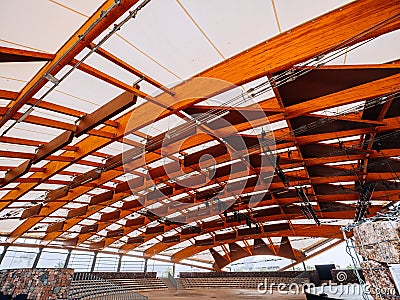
xmin=140 ymin=288 xmax=307 ymax=300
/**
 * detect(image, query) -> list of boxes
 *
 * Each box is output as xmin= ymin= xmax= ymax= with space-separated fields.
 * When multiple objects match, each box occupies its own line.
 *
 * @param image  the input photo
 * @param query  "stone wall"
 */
xmin=354 ymin=221 xmax=400 ymax=263
xmin=0 ymin=268 xmax=73 ymax=300
xmin=353 ymin=221 xmax=400 ymax=299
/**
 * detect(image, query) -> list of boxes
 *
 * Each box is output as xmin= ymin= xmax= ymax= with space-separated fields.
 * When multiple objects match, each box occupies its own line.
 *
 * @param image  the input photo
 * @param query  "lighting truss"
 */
xmin=354 ymin=182 xmax=376 ymax=222
xmin=296 ymin=187 xmax=321 ymax=226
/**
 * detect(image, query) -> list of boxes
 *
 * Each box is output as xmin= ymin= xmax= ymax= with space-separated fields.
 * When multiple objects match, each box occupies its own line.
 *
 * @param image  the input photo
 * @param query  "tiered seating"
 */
xmin=109 ymin=278 xmax=168 ymax=291
xmin=179 ymin=271 xmax=309 ymax=278
xmin=75 ymin=272 xmax=167 ymax=291
xmin=173 ymin=271 xmax=315 ymax=290
xmin=178 ymin=275 xmax=310 ymax=290
xmin=68 ymin=274 xmax=148 ymax=300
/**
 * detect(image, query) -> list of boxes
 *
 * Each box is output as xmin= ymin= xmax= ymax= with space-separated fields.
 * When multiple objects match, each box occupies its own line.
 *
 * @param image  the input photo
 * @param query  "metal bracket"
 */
xmin=44 ymin=73 xmax=60 ymax=85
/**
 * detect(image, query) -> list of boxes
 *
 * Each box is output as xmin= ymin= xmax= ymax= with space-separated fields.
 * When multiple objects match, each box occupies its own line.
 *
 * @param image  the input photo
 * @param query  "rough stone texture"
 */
xmin=360 ymin=260 xmax=397 ymax=299
xmin=352 ymin=221 xmax=400 ymax=299
xmin=354 ymin=221 xmax=400 ymax=263
xmin=0 ymin=268 xmax=73 ymax=300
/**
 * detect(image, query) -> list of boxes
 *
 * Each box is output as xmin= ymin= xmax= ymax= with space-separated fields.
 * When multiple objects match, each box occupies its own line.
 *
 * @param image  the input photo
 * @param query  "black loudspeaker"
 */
xmin=315 ymin=264 xmax=336 ymax=280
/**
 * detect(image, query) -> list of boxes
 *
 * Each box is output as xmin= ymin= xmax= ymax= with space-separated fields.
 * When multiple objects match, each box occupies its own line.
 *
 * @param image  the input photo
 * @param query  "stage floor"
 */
xmin=140 ymin=288 xmax=307 ymax=300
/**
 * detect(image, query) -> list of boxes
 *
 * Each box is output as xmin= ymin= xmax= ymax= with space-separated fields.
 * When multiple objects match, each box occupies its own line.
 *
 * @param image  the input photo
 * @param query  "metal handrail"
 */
xmin=167 ymin=272 xmax=178 ymax=289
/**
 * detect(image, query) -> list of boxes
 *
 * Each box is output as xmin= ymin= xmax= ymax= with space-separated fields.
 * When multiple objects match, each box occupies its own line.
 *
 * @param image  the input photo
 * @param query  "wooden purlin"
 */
xmin=0 ymin=0 xmax=141 ymax=128
xmin=123 ymin=208 xmax=380 ymax=256
xmin=13 ymin=77 xmax=400 ymax=244
xmin=0 ymin=89 xmax=119 ymax=127
xmin=3 ymin=0 xmax=400 ymax=245
xmin=70 ymin=59 xmax=155 ymax=105
xmin=54 ymin=111 xmax=400 ymax=250
xmin=0 ymin=46 xmax=55 ymax=62
xmin=87 ymin=44 xmax=175 ymax=96
xmin=25 ymin=128 xmax=400 ymax=248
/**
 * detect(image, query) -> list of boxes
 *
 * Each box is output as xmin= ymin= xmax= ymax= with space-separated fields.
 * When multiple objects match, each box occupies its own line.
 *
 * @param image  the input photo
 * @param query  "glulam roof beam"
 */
xmin=171 ymin=225 xmax=344 ymax=262
xmin=3 ymin=0 xmax=400 ymax=244
xmin=75 ymin=166 xmax=391 ymax=252
xmin=120 ymin=201 xmax=382 ymax=256
xmin=70 ymin=59 xmax=156 ymax=102
xmin=278 ymin=239 xmax=344 ymax=271
xmin=3 ymin=100 xmax=400 ymax=241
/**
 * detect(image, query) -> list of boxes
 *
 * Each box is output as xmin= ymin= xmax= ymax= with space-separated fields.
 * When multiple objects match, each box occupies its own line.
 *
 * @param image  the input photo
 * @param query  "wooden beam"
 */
xmin=88 ymin=44 xmax=175 ymax=96
xmin=171 ymin=225 xmax=343 ymax=262
xmin=0 ymin=0 xmax=141 ymax=128
xmin=0 ymin=46 xmax=54 ymax=62
xmin=121 ymin=210 xmax=357 ymax=255
xmin=285 ymin=74 xmax=400 ymax=119
xmin=74 ymin=85 xmax=139 ymax=137
xmin=4 ymin=0 xmax=400 ymax=243
xmin=0 ymin=89 xmax=119 ymax=127
xmin=278 ymin=239 xmax=344 ymax=271
xmin=71 ymin=59 xmax=156 ymax=104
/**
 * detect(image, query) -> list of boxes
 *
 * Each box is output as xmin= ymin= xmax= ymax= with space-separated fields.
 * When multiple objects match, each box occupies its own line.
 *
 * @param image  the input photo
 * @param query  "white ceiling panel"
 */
xmin=179 ymin=0 xmax=280 ymax=58
xmin=274 ymin=0 xmax=354 ymax=32
xmin=0 ymin=62 xmax=46 ymax=85
xmin=49 ymin=0 xmax=103 ymax=17
xmin=345 ymin=30 xmax=400 ymax=65
xmin=113 ymin=0 xmax=223 ymax=79
xmin=101 ymin=34 xmax=181 ymax=84
xmin=0 ymin=0 xmax=87 ymax=53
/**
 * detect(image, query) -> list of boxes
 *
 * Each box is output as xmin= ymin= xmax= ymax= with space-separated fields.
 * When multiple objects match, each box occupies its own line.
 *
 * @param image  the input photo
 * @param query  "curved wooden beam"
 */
xmin=171 ymin=225 xmax=344 ymax=262
xmin=3 ymin=0 xmax=400 ymax=247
